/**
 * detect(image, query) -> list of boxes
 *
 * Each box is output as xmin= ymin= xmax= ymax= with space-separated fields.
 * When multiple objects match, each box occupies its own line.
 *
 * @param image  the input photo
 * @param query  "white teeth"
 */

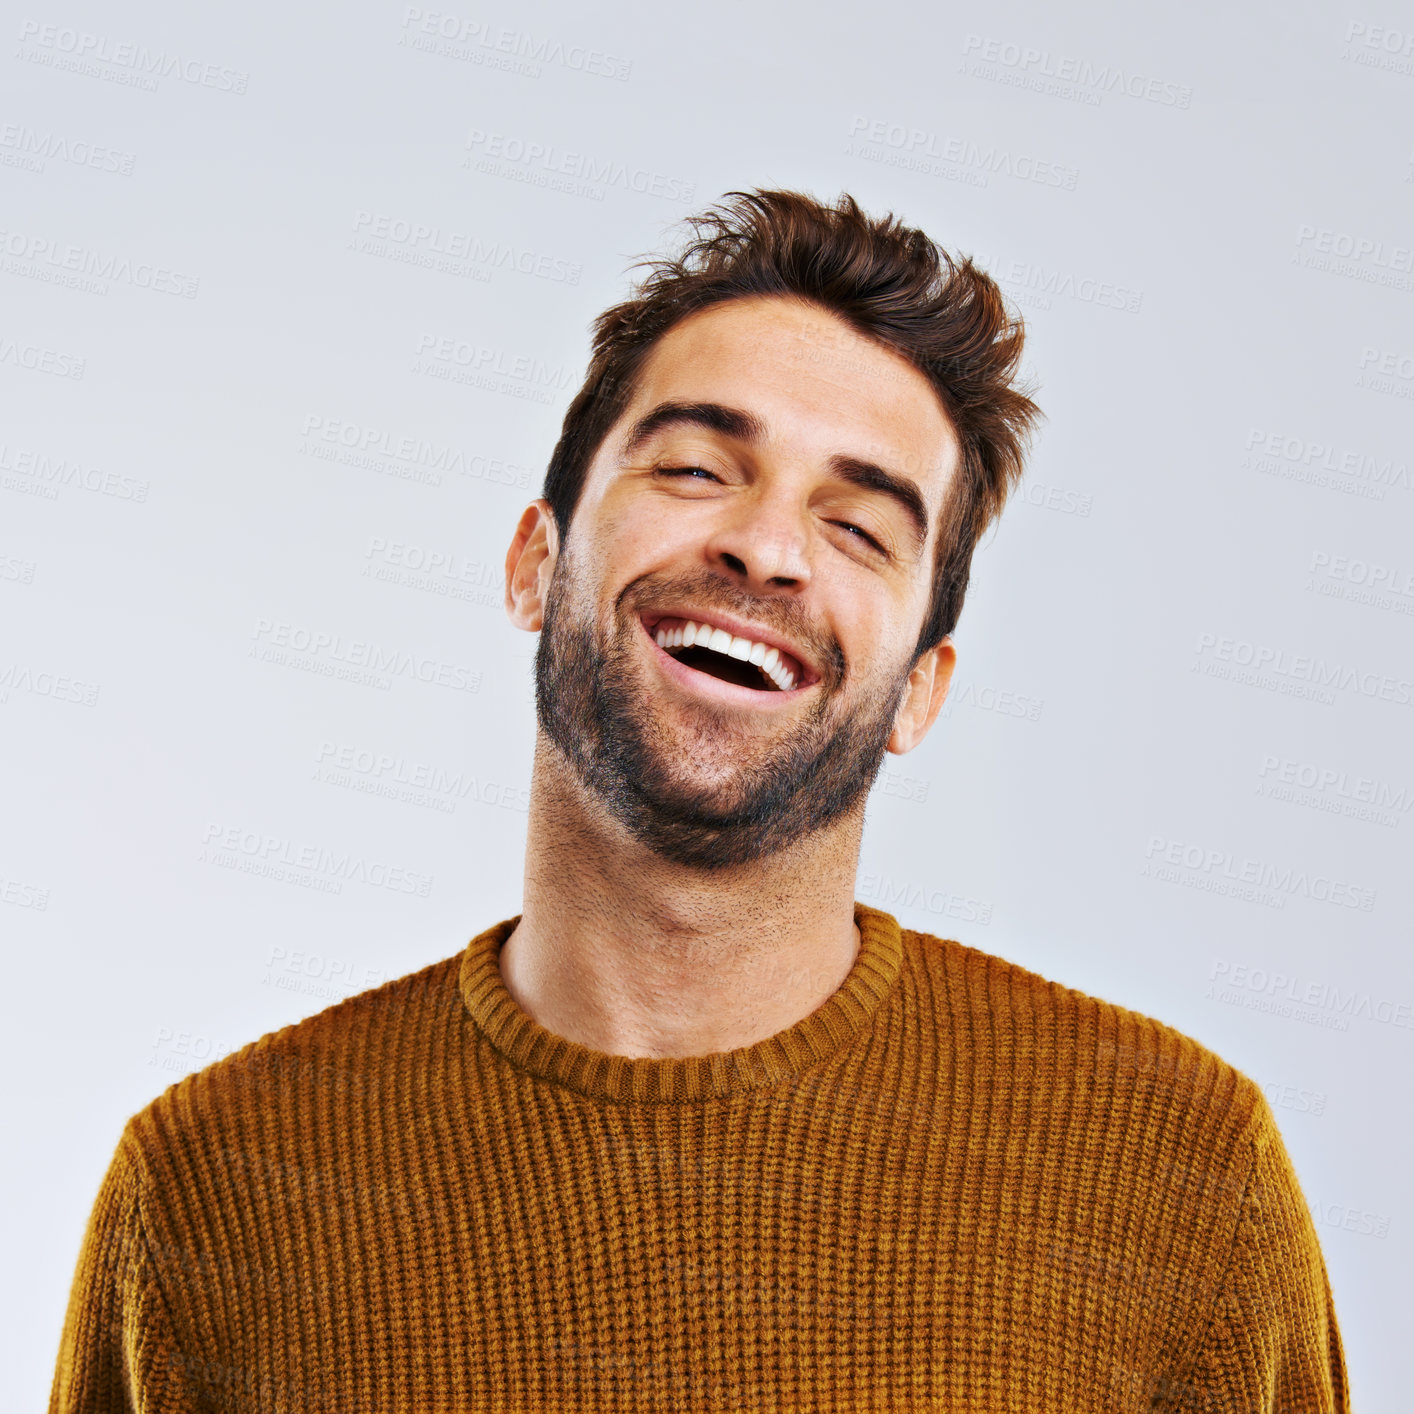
xmin=655 ymin=618 xmax=803 ymax=692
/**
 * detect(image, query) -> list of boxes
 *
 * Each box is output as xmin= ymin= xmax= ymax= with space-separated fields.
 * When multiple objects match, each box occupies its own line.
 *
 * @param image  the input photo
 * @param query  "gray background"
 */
xmin=4 ymin=1 xmax=1410 ymax=1406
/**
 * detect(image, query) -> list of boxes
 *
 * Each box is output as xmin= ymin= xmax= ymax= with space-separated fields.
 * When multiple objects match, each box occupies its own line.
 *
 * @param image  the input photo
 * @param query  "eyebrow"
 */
xmin=621 ymin=400 xmax=767 ymax=457
xmin=621 ymin=399 xmax=931 ymax=553
xmin=825 ymin=454 xmax=929 ymax=555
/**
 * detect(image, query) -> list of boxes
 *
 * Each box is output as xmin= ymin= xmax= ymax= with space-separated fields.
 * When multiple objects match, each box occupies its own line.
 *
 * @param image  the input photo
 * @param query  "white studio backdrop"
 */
xmin=3 ymin=0 xmax=1410 ymax=1406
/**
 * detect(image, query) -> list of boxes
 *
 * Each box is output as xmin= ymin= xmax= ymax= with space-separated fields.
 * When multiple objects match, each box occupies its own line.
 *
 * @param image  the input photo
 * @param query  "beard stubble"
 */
xmin=534 ymin=556 xmax=913 ymax=870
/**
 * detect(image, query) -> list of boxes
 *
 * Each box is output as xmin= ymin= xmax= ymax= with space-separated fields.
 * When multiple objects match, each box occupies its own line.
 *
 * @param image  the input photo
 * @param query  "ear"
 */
xmin=887 ymin=635 xmax=956 ymax=755
xmin=504 ymin=499 xmax=560 ymax=632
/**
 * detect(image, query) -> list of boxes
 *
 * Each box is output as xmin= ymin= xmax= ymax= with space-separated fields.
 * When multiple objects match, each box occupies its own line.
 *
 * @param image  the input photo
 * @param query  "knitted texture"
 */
xmin=50 ymin=905 xmax=1348 ymax=1412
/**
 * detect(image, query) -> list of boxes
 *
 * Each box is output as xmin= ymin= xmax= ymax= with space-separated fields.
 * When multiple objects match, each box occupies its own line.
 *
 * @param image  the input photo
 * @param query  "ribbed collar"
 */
xmin=457 ymin=903 xmax=903 ymax=1104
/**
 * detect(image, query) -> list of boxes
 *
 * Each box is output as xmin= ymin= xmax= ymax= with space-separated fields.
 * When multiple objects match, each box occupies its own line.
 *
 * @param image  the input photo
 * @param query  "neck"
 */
xmin=500 ymin=733 xmax=865 ymax=1059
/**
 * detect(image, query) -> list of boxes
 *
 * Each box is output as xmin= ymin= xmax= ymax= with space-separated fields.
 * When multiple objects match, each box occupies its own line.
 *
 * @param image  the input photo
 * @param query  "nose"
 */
xmin=703 ymin=486 xmax=812 ymax=592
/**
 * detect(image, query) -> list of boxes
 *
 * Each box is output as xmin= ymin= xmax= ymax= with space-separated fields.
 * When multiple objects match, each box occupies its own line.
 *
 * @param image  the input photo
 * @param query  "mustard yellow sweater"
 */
xmin=51 ymin=905 xmax=1348 ymax=1412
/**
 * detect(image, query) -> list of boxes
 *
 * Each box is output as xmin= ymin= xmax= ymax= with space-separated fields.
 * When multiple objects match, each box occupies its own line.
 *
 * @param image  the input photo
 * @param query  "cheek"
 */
xmin=836 ymin=596 xmax=919 ymax=688
xmin=610 ymin=502 xmax=710 ymax=570
xmin=567 ymin=508 xmax=696 ymax=627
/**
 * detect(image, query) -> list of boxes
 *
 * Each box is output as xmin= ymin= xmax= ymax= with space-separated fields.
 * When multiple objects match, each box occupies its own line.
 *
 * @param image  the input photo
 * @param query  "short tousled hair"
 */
xmin=542 ymin=188 xmax=1042 ymax=653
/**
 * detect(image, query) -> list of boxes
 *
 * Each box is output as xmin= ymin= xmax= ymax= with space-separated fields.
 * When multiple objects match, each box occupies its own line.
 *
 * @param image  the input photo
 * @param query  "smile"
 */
xmin=640 ymin=613 xmax=816 ymax=696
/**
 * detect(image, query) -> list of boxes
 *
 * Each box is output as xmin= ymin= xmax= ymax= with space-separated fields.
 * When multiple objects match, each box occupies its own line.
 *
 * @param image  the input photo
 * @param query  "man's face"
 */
xmin=529 ymin=294 xmax=960 ymax=869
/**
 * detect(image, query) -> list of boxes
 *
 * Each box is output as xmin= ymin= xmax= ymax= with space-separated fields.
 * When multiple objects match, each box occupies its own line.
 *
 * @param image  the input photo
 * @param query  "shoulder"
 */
xmin=899 ymin=922 xmax=1271 ymax=1151
xmin=122 ymin=945 xmax=470 ymax=1170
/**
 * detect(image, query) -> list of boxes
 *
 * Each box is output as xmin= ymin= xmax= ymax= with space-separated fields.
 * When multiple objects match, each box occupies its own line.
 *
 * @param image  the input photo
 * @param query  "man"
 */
xmin=51 ymin=190 xmax=1347 ymax=1411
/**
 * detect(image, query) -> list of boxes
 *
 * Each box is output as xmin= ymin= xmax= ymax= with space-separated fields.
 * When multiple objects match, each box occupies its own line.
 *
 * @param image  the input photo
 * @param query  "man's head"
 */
xmin=505 ymin=189 xmax=1040 ymax=870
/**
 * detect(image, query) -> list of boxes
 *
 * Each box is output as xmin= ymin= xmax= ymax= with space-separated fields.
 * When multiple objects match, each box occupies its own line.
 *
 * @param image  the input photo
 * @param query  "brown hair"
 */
xmin=542 ymin=188 xmax=1041 ymax=653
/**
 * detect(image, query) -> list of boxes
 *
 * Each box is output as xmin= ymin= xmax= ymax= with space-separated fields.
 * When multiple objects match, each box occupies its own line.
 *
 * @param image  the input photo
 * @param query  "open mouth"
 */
xmin=643 ymin=614 xmax=809 ymax=693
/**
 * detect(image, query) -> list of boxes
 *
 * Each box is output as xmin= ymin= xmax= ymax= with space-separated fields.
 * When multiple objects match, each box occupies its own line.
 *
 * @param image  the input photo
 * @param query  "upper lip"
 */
xmin=639 ymin=606 xmax=821 ymax=685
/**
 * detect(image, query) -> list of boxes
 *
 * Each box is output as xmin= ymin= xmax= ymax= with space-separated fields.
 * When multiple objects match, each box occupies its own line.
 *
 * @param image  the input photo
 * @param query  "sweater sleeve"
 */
xmin=48 ymin=1130 xmax=203 ymax=1414
xmin=1161 ymin=1111 xmax=1350 ymax=1412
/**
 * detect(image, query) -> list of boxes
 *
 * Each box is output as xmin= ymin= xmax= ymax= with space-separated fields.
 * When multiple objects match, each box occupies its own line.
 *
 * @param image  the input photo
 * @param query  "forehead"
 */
xmin=619 ymin=295 xmax=959 ymax=504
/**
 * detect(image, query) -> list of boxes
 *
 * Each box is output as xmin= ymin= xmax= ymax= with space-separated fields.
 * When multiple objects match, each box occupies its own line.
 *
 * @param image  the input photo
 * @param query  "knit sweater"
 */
xmin=50 ymin=905 xmax=1348 ymax=1413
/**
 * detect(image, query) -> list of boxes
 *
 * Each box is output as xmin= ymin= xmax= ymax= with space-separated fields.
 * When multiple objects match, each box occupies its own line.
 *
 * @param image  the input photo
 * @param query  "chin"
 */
xmin=634 ymin=762 xmax=768 ymax=821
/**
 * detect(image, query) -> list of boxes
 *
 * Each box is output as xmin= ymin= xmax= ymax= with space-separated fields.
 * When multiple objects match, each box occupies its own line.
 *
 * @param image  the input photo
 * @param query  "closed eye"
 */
xmin=834 ymin=521 xmax=886 ymax=554
xmin=653 ymin=464 xmax=719 ymax=482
